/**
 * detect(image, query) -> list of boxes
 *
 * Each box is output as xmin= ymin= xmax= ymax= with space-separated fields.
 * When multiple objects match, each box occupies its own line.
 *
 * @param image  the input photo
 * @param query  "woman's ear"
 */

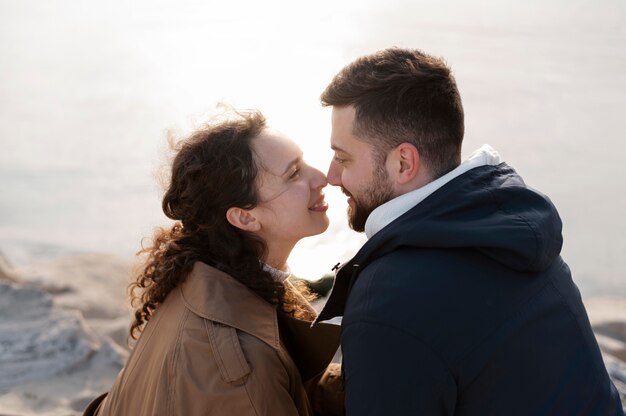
xmin=226 ymin=207 xmax=261 ymax=232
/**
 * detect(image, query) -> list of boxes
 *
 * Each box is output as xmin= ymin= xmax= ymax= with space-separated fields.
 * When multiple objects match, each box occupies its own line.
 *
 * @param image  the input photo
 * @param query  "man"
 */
xmin=313 ymin=48 xmax=623 ymax=415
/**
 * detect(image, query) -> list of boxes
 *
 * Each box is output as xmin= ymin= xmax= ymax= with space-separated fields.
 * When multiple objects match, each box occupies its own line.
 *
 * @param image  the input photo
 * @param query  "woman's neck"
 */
xmin=264 ymin=256 xmax=288 ymax=272
xmin=264 ymin=241 xmax=295 ymax=272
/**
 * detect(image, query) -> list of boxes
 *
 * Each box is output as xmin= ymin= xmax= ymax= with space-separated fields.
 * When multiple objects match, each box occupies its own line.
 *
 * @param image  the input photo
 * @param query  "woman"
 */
xmin=85 ymin=110 xmax=342 ymax=416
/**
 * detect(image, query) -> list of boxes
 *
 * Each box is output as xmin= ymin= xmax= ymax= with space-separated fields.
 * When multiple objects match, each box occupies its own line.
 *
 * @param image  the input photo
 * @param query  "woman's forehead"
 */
xmin=252 ymin=129 xmax=302 ymax=176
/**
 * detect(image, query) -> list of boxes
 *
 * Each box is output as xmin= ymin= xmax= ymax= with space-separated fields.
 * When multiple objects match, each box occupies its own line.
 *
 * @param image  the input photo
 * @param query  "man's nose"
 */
xmin=326 ymin=162 xmax=341 ymax=187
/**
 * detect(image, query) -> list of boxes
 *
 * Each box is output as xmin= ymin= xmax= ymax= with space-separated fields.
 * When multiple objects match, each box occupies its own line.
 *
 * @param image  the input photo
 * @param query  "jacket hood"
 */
xmin=360 ymin=163 xmax=563 ymax=273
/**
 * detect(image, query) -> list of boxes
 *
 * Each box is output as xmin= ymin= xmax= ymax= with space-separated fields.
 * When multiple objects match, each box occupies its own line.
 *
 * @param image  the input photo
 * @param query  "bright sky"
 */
xmin=1 ymin=0 xmax=625 ymax=291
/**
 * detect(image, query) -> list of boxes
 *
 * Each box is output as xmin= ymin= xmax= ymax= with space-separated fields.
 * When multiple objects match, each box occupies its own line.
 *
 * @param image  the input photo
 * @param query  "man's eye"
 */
xmin=334 ymin=156 xmax=346 ymax=164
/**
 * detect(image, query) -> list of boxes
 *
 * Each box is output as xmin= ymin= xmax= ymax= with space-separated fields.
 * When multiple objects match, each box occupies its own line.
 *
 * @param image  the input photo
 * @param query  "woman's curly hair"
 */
xmin=129 ymin=110 xmax=313 ymax=340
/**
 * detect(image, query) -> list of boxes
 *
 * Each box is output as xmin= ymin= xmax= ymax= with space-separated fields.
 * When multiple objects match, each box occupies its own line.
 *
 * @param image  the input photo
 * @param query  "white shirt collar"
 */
xmin=364 ymin=144 xmax=502 ymax=239
xmin=262 ymin=263 xmax=292 ymax=283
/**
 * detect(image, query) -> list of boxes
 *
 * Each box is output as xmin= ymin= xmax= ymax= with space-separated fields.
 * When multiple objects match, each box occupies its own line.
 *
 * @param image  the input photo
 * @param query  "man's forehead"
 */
xmin=330 ymin=130 xmax=374 ymax=157
xmin=331 ymin=105 xmax=357 ymax=122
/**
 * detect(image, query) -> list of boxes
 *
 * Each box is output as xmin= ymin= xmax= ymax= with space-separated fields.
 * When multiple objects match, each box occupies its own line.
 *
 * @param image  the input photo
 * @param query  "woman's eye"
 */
xmin=289 ymin=168 xmax=300 ymax=179
xmin=334 ymin=156 xmax=346 ymax=164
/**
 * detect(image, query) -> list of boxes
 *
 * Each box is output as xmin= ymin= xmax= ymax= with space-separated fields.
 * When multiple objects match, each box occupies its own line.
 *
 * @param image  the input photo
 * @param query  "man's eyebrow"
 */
xmin=331 ymin=144 xmax=349 ymax=153
xmin=280 ymin=156 xmax=302 ymax=176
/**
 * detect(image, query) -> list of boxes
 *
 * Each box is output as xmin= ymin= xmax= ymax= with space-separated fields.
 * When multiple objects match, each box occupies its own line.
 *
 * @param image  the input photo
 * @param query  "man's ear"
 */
xmin=389 ymin=143 xmax=420 ymax=185
xmin=226 ymin=207 xmax=261 ymax=232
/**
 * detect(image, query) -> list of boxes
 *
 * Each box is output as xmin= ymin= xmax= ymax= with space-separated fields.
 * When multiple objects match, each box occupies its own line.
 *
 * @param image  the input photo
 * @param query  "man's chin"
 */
xmin=347 ymin=207 xmax=368 ymax=233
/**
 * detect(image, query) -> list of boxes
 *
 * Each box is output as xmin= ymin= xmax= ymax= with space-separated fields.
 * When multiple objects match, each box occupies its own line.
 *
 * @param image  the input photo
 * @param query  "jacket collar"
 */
xmin=179 ymin=262 xmax=280 ymax=350
xmin=315 ymin=145 xmax=502 ymax=325
xmin=364 ymin=144 xmax=502 ymax=238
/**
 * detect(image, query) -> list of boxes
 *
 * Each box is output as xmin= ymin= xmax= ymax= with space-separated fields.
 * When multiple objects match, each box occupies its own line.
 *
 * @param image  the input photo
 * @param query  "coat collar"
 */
xmin=181 ymin=262 xmax=341 ymax=382
xmin=179 ymin=261 xmax=280 ymax=350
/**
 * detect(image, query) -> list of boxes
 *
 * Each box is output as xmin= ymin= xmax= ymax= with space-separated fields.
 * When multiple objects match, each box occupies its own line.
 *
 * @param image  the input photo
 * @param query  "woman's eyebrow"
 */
xmin=280 ymin=156 xmax=303 ymax=176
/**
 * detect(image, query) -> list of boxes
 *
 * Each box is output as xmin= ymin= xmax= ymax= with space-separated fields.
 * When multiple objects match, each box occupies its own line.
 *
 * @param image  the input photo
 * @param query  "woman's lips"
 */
xmin=309 ymin=196 xmax=329 ymax=212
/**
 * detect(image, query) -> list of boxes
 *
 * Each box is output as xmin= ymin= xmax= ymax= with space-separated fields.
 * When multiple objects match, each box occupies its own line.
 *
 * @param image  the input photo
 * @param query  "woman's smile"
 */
xmin=309 ymin=194 xmax=328 ymax=212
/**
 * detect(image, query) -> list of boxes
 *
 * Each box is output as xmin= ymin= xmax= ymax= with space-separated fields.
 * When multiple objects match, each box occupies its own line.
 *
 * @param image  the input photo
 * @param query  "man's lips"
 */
xmin=342 ymin=188 xmax=354 ymax=206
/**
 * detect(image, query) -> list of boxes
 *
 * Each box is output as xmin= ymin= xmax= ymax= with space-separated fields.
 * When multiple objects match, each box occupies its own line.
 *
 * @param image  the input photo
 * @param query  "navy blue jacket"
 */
xmin=316 ymin=163 xmax=623 ymax=415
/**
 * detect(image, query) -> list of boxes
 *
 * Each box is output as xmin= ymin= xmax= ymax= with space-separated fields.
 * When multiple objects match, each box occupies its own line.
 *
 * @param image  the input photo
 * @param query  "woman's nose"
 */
xmin=311 ymin=167 xmax=328 ymax=189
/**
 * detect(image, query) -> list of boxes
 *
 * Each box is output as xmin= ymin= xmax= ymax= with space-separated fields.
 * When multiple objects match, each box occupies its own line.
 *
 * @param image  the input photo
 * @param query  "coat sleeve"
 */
xmin=341 ymin=320 xmax=457 ymax=416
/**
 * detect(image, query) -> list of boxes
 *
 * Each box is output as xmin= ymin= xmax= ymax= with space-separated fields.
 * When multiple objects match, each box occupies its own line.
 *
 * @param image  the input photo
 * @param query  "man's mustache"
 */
xmin=341 ymin=187 xmax=352 ymax=198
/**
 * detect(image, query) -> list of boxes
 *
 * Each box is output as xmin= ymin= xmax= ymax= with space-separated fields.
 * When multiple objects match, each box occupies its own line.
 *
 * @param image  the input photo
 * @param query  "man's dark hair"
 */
xmin=321 ymin=47 xmax=465 ymax=178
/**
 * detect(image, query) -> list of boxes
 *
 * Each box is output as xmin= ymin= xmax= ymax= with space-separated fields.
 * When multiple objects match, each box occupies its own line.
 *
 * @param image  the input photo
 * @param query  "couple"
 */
xmin=86 ymin=48 xmax=623 ymax=415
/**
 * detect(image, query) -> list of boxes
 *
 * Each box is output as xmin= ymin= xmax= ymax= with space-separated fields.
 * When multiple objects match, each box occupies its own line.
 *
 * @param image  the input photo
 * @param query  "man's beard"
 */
xmin=344 ymin=169 xmax=394 ymax=232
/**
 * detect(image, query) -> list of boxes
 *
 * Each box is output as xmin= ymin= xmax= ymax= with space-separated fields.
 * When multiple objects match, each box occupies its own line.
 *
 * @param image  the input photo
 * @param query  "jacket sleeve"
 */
xmin=305 ymin=363 xmax=345 ymax=416
xmin=341 ymin=320 xmax=457 ymax=415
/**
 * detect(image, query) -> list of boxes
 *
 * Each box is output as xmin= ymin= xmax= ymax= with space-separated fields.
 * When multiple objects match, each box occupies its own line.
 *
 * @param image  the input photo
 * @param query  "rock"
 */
xmin=0 ymin=254 xmax=133 ymax=415
xmin=587 ymin=297 xmax=626 ymax=342
xmin=604 ymin=353 xmax=626 ymax=410
xmin=0 ymin=251 xmax=17 ymax=282
xmin=91 ymin=336 xmax=129 ymax=369
xmin=0 ymin=282 xmax=52 ymax=319
xmin=14 ymin=253 xmax=132 ymax=319
xmin=0 ymin=282 xmax=96 ymax=389
xmin=595 ymin=321 xmax=626 ymax=346
xmin=596 ymin=333 xmax=626 ymax=362
xmin=0 ymin=281 xmax=126 ymax=391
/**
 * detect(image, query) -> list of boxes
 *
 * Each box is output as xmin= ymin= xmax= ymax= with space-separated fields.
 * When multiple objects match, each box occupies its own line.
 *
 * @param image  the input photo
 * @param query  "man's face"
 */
xmin=327 ymin=106 xmax=394 ymax=232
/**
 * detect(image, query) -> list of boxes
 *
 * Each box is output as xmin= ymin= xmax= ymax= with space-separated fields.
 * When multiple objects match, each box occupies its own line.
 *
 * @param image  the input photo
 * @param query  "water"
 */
xmin=1 ymin=0 xmax=625 ymax=296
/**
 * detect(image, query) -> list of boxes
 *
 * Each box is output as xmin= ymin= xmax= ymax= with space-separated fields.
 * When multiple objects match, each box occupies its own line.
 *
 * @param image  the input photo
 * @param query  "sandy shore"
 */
xmin=0 ymin=252 xmax=625 ymax=415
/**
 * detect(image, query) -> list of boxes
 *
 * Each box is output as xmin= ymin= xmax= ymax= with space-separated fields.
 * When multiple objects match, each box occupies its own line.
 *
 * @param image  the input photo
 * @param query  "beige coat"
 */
xmin=93 ymin=262 xmax=341 ymax=416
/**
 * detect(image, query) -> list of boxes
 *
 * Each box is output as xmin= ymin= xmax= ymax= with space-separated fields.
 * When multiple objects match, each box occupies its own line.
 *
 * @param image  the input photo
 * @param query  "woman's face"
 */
xmin=249 ymin=129 xmax=329 ymax=246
